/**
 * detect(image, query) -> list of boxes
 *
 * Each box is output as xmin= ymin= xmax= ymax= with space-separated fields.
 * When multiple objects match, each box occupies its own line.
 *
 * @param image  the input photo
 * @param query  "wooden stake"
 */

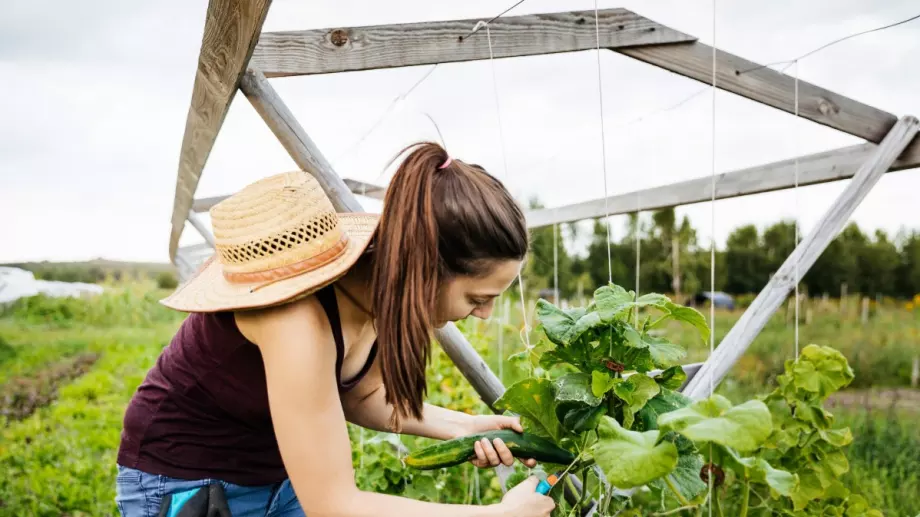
xmin=683 ymin=116 xmax=920 ymax=401
xmin=861 ymin=297 xmax=870 ymax=325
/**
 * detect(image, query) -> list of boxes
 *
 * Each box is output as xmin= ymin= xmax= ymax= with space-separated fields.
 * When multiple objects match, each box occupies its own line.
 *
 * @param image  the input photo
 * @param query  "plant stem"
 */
xmin=739 ymin=480 xmax=751 ymax=517
xmin=652 ymin=504 xmax=699 ymax=516
xmin=713 ymin=487 xmax=723 ymax=517
xmin=664 ymin=476 xmax=691 ymax=506
xmin=649 ymin=314 xmax=670 ymax=329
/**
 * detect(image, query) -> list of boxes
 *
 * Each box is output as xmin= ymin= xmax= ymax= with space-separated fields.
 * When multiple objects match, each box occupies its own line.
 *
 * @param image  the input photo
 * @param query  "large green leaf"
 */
xmin=591 ymin=370 xmax=622 ymax=398
xmin=622 ymin=327 xmax=686 ymax=368
xmin=494 ymin=378 xmax=565 ymax=442
xmin=554 ymin=372 xmax=602 ymax=407
xmin=592 ymin=416 xmax=678 ymax=488
xmin=635 ymin=388 xmax=693 ymax=432
xmin=560 ymin=403 xmax=608 ymax=433
xmin=614 ymin=374 xmax=660 ymax=429
xmin=650 ymin=441 xmax=707 ymax=503
xmin=535 ymin=299 xmax=577 ymax=345
xmin=657 ymin=395 xmax=773 ymax=452
xmin=608 ymin=341 xmax=656 ymax=373
xmin=717 ymin=445 xmax=797 ymax=496
xmin=654 ymin=366 xmax=688 ymax=390
xmin=663 ymin=302 xmax=711 ymax=344
xmin=594 ymin=284 xmax=635 ymax=321
xmin=779 ymin=344 xmax=855 ymax=402
xmin=567 ymin=311 xmax=604 ymax=344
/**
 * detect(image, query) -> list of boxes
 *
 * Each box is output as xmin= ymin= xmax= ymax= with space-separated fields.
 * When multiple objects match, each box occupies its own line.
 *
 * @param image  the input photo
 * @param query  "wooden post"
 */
xmin=861 ymin=296 xmax=870 ymax=325
xmin=840 ymin=283 xmax=848 ymax=316
xmin=912 ymin=356 xmax=919 ymax=388
xmin=238 ymin=67 xmax=509 ymax=408
xmin=683 ymin=116 xmax=920 ymax=400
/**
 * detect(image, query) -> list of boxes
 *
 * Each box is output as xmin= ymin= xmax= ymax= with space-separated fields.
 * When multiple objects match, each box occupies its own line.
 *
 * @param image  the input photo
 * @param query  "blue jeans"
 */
xmin=115 ymin=465 xmax=305 ymax=517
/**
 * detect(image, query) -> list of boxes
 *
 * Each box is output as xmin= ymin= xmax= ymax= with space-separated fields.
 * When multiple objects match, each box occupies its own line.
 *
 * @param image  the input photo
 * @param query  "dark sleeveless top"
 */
xmin=116 ymin=285 xmax=377 ymax=486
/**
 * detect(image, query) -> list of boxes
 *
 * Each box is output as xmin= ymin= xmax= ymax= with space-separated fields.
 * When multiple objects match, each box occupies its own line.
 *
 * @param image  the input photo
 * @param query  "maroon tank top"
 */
xmin=117 ymin=285 xmax=377 ymax=485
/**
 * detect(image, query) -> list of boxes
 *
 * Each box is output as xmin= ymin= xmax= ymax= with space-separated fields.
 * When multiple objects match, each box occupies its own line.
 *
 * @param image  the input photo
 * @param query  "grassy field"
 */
xmin=0 ymin=284 xmax=918 ymax=516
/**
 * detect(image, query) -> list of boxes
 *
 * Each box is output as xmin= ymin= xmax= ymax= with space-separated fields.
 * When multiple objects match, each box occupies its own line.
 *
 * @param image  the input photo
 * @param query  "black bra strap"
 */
xmin=314 ymin=285 xmax=346 ymax=388
xmin=315 ymin=285 xmax=378 ymax=390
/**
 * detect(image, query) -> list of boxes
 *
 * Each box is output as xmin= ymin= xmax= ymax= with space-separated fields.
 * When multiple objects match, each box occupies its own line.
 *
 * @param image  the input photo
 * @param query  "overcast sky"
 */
xmin=1 ymin=0 xmax=918 ymax=264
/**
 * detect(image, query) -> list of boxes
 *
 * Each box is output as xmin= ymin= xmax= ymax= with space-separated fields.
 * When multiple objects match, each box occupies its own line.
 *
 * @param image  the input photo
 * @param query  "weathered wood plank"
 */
xmin=186 ymin=210 xmax=216 ymax=246
xmin=250 ymin=8 xmax=696 ymax=78
xmin=615 ymin=41 xmax=905 ymax=146
xmin=343 ymin=178 xmax=387 ymax=200
xmin=240 ymin=66 xmax=510 ymax=411
xmin=239 ymin=69 xmax=363 ymax=212
xmin=683 ymin=116 xmax=920 ymax=401
xmin=169 ymin=0 xmax=273 ymax=261
xmin=526 ymin=141 xmax=916 ymax=229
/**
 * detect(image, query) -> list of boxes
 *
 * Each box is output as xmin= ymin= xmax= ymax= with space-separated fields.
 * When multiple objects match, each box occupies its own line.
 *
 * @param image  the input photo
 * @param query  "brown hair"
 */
xmin=370 ymin=141 xmax=528 ymax=429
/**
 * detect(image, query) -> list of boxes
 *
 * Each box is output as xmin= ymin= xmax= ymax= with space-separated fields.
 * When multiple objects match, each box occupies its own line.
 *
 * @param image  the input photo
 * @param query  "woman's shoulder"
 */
xmin=233 ymin=293 xmax=331 ymax=348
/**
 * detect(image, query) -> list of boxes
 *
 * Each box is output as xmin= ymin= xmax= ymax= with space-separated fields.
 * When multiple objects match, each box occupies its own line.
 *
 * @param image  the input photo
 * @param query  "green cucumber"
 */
xmin=404 ymin=429 xmax=575 ymax=470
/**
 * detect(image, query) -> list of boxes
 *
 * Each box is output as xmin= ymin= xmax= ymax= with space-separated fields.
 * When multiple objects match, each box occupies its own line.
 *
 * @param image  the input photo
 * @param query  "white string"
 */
xmin=708 ymin=3 xmax=717 ymax=516
xmin=594 ymin=0 xmax=613 ymax=283
xmin=483 ymin=20 xmax=532 ymax=354
xmin=793 ymin=59 xmax=801 ymax=361
xmin=553 ymin=221 xmax=560 ymax=306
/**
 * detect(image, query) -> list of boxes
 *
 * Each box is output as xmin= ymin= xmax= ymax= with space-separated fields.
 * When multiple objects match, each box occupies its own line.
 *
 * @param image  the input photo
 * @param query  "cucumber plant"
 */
xmin=488 ymin=282 xmax=881 ymax=516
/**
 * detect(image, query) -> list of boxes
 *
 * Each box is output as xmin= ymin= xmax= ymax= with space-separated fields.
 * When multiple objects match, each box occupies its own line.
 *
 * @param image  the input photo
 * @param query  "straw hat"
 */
xmin=161 ymin=171 xmax=379 ymax=312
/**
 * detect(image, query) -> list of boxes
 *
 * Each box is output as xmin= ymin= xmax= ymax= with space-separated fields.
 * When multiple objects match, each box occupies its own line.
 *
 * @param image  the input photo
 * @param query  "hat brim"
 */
xmin=160 ymin=213 xmax=379 ymax=313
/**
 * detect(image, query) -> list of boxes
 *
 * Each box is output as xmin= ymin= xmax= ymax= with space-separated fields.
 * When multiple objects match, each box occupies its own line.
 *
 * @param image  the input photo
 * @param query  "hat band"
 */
xmin=223 ymin=234 xmax=350 ymax=285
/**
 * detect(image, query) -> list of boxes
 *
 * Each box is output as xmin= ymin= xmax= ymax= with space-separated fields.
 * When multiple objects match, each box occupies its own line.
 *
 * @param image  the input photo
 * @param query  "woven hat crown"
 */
xmin=209 ymin=171 xmax=347 ymax=280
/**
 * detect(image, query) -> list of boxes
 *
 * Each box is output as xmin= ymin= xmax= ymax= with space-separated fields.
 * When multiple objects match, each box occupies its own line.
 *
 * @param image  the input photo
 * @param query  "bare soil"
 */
xmin=0 ymin=352 xmax=99 ymax=423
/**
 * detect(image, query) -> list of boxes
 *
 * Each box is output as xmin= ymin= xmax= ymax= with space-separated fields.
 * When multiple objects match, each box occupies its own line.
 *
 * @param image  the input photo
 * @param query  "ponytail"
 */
xmin=371 ymin=142 xmax=446 ymax=429
xmin=370 ymin=141 xmax=528 ymax=430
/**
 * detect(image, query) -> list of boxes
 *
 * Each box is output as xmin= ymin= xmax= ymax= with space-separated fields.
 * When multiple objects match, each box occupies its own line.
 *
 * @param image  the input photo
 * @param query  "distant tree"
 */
xmin=724 ymin=225 xmax=766 ymax=294
xmin=156 ymin=271 xmax=179 ymax=290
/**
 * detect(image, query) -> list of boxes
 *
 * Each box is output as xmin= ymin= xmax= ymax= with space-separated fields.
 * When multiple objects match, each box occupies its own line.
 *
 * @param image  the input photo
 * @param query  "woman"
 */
xmin=115 ymin=142 xmax=556 ymax=517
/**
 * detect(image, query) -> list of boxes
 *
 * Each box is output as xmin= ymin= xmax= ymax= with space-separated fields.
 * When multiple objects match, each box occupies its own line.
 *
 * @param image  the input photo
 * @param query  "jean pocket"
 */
xmin=115 ymin=465 xmax=143 ymax=484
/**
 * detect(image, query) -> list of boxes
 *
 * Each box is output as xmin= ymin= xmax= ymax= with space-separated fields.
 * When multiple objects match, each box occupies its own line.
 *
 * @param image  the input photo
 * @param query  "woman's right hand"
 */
xmin=497 ymin=476 xmax=555 ymax=517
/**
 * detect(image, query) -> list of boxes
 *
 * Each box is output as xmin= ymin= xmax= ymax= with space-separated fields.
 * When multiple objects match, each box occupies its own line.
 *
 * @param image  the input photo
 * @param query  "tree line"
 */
xmin=523 ymin=202 xmax=920 ymax=302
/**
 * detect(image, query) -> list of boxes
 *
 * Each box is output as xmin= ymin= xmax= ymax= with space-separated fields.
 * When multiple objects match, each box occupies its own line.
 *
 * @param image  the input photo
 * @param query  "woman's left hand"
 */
xmin=461 ymin=415 xmax=538 ymax=469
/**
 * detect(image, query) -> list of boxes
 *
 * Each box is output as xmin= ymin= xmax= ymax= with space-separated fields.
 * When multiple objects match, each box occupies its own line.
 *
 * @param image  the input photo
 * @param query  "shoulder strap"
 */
xmin=314 ymin=285 xmax=346 ymax=388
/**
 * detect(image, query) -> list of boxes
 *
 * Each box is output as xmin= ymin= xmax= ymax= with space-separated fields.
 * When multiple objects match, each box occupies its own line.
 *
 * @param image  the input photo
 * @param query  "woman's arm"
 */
xmin=342 ymin=368 xmax=538 ymax=469
xmin=342 ymin=365 xmax=475 ymax=440
xmin=236 ymin=297 xmax=550 ymax=517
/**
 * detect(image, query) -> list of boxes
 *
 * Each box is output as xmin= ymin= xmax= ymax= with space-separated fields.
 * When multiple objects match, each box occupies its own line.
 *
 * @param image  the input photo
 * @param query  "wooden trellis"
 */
xmin=167 ymin=0 xmax=919 ymax=504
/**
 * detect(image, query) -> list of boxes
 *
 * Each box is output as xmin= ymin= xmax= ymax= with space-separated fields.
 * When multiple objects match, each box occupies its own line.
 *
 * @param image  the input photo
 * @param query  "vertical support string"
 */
xmin=708 ymin=3 xmax=717 ymax=516
xmin=483 ymin=21 xmax=532 ymax=355
xmin=793 ymin=59 xmax=801 ymax=361
xmin=594 ymin=0 xmax=613 ymax=283
xmin=553 ymin=220 xmax=560 ymax=306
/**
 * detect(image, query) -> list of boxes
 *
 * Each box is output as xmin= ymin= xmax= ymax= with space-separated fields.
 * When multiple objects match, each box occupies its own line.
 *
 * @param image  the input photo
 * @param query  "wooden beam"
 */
xmin=192 ymin=176 xmax=387 ymax=212
xmin=186 ymin=210 xmax=216 ymax=246
xmin=615 ymin=42 xmax=920 ymax=162
xmin=683 ymin=116 xmax=920 ymax=401
xmin=239 ymin=66 xmax=509 ymax=410
xmin=250 ymin=8 xmax=696 ymax=78
xmin=343 ymin=178 xmax=386 ymax=200
xmin=239 ymin=70 xmax=362 ymax=212
xmin=168 ymin=0 xmax=273 ymax=261
xmin=526 ymin=141 xmax=916 ymax=229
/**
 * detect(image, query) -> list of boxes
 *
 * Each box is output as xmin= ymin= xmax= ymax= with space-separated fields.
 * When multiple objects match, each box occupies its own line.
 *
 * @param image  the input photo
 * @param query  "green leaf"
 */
xmin=657 ymin=395 xmax=773 ymax=452
xmin=635 ymin=388 xmax=693 ymax=432
xmin=560 ymin=403 xmax=607 ymax=433
xmin=567 ymin=311 xmax=604 ymax=344
xmin=591 ymin=370 xmax=622 ymax=398
xmin=494 ymin=378 xmax=565 ymax=442
xmin=535 ymin=299 xmax=577 ymax=345
xmin=592 ymin=416 xmax=678 ymax=488
xmin=780 ymin=344 xmax=855 ymax=402
xmin=554 ymin=372 xmax=602 ymax=407
xmin=651 ymin=446 xmax=707 ymax=503
xmin=614 ymin=374 xmax=660 ymax=429
xmin=663 ymin=302 xmax=711 ymax=344
xmin=609 ymin=342 xmax=656 ymax=373
xmin=594 ymin=284 xmax=635 ymax=321
xmin=622 ymin=327 xmax=687 ymax=368
xmin=823 ymin=450 xmax=850 ymax=477
xmin=653 ymin=366 xmax=688 ymax=390
xmin=716 ymin=445 xmax=797 ymax=496
xmin=819 ymin=427 xmax=853 ymax=447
